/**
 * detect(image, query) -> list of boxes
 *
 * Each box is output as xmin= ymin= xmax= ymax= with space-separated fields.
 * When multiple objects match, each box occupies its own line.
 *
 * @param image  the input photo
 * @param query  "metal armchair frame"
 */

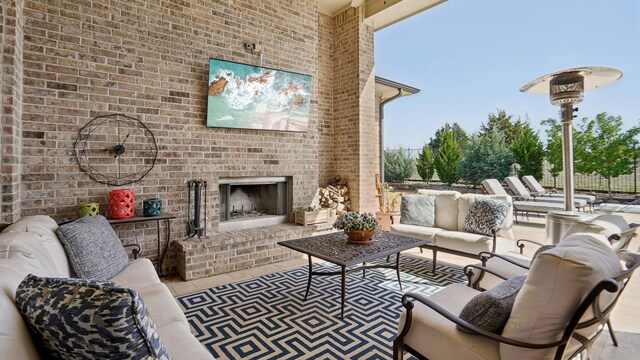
xmin=394 ymin=252 xmax=640 ymax=360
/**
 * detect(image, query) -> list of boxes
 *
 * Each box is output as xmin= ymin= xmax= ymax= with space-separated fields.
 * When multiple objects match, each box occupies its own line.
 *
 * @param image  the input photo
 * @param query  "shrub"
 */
xmin=434 ymin=129 xmax=462 ymax=186
xmin=416 ymin=144 xmax=435 ymax=182
xmin=511 ymin=125 xmax=545 ymax=180
xmin=457 ymin=130 xmax=513 ymax=185
xmin=384 ymin=146 xmax=414 ymax=182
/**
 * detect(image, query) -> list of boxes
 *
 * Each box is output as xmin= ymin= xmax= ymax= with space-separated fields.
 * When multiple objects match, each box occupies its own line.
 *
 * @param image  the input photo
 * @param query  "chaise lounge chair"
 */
xmin=504 ymin=176 xmax=588 ymax=211
xmin=482 ymin=179 xmax=578 ymax=222
xmin=522 ymin=175 xmax=596 ymax=211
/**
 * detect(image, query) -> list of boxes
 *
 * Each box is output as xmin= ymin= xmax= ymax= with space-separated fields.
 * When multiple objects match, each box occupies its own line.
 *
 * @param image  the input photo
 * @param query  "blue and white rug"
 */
xmin=177 ymin=254 xmax=466 ymax=360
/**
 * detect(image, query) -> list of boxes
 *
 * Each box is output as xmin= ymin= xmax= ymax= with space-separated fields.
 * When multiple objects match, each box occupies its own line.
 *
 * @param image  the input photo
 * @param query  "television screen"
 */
xmin=207 ymin=58 xmax=312 ymax=132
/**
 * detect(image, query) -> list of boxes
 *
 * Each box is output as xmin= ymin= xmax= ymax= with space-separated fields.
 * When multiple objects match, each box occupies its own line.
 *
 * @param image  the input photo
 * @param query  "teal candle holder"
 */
xmin=143 ymin=198 xmax=163 ymax=217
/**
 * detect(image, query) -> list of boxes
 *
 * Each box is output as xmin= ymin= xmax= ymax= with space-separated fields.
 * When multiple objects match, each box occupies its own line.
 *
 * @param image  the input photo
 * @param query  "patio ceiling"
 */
xmin=318 ymin=0 xmax=447 ymax=30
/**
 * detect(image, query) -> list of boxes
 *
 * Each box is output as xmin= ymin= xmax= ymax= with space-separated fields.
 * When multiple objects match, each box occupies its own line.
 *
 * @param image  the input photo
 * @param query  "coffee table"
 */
xmin=278 ymin=231 xmax=428 ymax=317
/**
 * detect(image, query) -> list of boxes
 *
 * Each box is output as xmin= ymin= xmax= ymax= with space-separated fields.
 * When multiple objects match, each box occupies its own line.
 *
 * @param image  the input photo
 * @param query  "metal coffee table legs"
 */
xmin=303 ymin=253 xmax=403 ymax=318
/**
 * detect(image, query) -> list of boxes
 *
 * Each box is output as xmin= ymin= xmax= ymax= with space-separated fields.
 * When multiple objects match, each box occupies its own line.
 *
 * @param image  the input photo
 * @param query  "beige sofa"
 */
xmin=0 ymin=215 xmax=212 ymax=360
xmin=390 ymin=190 xmax=515 ymax=271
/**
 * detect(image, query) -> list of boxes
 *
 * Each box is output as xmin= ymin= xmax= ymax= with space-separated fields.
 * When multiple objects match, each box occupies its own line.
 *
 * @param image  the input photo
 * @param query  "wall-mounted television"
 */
xmin=206 ymin=58 xmax=312 ymax=133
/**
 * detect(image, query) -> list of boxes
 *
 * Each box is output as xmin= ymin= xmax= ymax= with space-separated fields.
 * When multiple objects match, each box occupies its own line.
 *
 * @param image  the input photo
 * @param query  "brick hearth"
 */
xmin=173 ymin=223 xmax=333 ymax=281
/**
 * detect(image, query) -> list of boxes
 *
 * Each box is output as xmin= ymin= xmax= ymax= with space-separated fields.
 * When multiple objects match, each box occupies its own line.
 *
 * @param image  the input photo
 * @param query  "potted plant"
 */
xmin=333 ymin=212 xmax=379 ymax=244
xmin=294 ymin=206 xmax=329 ymax=226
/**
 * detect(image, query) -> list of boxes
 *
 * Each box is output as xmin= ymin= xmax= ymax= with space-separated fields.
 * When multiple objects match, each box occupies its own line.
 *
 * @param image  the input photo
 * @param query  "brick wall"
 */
xmin=1 ymin=0 xmax=24 ymax=223
xmin=6 ymin=1 xmax=378 ymax=278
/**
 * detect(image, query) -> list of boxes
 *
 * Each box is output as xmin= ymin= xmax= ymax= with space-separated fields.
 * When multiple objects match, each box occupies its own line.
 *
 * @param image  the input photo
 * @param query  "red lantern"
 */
xmin=109 ymin=189 xmax=135 ymax=219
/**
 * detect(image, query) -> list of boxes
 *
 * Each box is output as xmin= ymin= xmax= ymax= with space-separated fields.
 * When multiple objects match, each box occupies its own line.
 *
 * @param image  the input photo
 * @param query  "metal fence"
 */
xmin=393 ymin=148 xmax=639 ymax=194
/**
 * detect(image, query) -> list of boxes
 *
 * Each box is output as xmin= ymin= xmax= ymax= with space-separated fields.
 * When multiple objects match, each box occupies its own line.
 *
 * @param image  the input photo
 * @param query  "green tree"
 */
xmin=575 ymin=113 xmax=640 ymax=197
xmin=511 ymin=124 xmax=545 ymax=180
xmin=416 ymin=144 xmax=435 ymax=183
xmin=434 ymin=128 xmax=462 ymax=186
xmin=479 ymin=109 xmax=526 ymax=145
xmin=428 ymin=122 xmax=469 ymax=154
xmin=457 ymin=130 xmax=513 ymax=186
xmin=541 ymin=118 xmax=563 ymax=187
xmin=384 ymin=146 xmax=414 ymax=182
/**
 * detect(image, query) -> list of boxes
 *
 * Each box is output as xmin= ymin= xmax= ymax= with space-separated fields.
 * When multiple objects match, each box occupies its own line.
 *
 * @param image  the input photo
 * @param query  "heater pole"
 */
xmin=561 ymin=104 xmax=575 ymax=211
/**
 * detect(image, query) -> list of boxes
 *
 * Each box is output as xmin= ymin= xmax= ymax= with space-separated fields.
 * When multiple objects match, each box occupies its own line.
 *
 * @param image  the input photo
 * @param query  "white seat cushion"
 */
xmin=434 ymin=232 xmax=515 ymax=255
xmin=473 ymin=251 xmax=531 ymax=290
xmin=390 ymin=223 xmax=444 ymax=241
xmin=157 ymin=321 xmax=214 ymax=360
xmin=398 ymin=283 xmax=500 ymax=360
xmin=110 ymin=258 xmax=161 ymax=287
xmin=135 ymin=283 xmax=190 ymax=328
xmin=501 ymin=233 xmax=621 ymax=359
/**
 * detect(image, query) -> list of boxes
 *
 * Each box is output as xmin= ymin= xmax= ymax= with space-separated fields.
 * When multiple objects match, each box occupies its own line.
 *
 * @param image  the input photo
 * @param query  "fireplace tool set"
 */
xmin=187 ymin=180 xmax=207 ymax=239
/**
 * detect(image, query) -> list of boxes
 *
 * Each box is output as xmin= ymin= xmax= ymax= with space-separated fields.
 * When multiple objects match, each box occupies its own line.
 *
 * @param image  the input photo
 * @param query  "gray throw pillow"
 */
xmin=399 ymin=195 xmax=435 ymax=227
xmin=15 ymin=274 xmax=172 ymax=360
xmin=56 ymin=215 xmax=129 ymax=280
xmin=463 ymin=199 xmax=511 ymax=236
xmin=458 ymin=275 xmax=526 ymax=334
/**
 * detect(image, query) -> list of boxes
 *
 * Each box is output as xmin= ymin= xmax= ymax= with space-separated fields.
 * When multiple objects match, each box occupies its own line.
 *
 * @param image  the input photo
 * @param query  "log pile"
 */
xmin=318 ymin=176 xmax=351 ymax=214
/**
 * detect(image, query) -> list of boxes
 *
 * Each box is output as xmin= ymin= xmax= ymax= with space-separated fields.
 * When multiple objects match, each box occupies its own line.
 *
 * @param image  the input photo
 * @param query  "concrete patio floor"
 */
xmin=165 ymin=211 xmax=640 ymax=359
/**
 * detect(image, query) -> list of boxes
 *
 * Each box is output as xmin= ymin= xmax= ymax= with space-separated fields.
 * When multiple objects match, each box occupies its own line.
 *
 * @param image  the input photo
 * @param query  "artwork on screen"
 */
xmin=206 ymin=58 xmax=312 ymax=132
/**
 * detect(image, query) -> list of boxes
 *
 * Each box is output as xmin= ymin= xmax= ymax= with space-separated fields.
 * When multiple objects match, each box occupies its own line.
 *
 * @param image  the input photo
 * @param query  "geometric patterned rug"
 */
xmin=177 ymin=254 xmax=467 ymax=360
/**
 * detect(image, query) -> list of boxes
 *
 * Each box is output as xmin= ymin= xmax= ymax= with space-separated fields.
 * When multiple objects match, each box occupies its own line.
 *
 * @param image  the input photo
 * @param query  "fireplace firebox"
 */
xmin=218 ymin=177 xmax=288 ymax=232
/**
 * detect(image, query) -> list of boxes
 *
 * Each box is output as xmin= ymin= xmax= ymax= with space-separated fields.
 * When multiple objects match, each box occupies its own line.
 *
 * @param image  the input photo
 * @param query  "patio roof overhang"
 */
xmin=319 ymin=0 xmax=447 ymax=31
xmin=375 ymin=76 xmax=420 ymax=184
xmin=375 ymin=76 xmax=421 ymax=102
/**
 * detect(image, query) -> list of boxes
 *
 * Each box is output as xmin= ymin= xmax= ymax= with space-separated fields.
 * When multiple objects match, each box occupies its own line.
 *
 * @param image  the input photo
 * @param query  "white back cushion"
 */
xmin=417 ymin=190 xmax=460 ymax=231
xmin=500 ymin=233 xmax=621 ymax=359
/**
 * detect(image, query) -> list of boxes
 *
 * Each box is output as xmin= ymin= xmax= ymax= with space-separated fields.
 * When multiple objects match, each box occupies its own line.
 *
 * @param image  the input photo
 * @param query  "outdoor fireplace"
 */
xmin=218 ymin=177 xmax=288 ymax=232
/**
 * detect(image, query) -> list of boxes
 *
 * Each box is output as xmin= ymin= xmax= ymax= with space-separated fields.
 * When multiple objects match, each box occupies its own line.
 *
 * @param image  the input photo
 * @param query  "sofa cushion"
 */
xmin=0 ymin=231 xmax=71 ymax=278
xmin=390 ymin=223 xmax=444 ymax=241
xmin=15 ymin=274 xmax=172 ymax=360
xmin=458 ymin=275 xmax=526 ymax=334
xmin=398 ymin=283 xmax=500 ymax=360
xmin=500 ymin=233 xmax=621 ymax=359
xmin=56 ymin=215 xmax=129 ymax=280
xmin=459 ymin=193 xmax=515 ymax=240
xmin=417 ymin=190 xmax=460 ymax=231
xmin=0 ymin=258 xmax=47 ymax=360
xmin=110 ymin=258 xmax=162 ymax=287
xmin=434 ymin=231 xmax=514 ymax=255
xmin=399 ymin=195 xmax=435 ymax=227
xmin=463 ymin=199 xmax=511 ymax=236
xmin=157 ymin=321 xmax=215 ymax=360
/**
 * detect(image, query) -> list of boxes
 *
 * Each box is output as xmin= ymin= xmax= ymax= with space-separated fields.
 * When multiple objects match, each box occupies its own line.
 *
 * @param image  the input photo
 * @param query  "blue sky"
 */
xmin=375 ymin=0 xmax=640 ymax=149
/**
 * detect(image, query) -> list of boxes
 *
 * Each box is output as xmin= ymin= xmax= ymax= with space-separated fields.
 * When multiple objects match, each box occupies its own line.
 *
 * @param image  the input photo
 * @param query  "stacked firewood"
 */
xmin=318 ymin=176 xmax=351 ymax=214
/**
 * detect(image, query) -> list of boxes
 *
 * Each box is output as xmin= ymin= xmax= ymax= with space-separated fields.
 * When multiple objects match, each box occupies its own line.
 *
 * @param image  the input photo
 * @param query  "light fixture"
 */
xmin=520 ymin=66 xmax=622 ymax=211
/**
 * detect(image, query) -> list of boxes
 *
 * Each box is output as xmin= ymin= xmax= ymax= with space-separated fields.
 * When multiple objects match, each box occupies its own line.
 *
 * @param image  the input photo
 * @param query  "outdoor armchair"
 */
xmin=394 ymin=233 xmax=640 ymax=360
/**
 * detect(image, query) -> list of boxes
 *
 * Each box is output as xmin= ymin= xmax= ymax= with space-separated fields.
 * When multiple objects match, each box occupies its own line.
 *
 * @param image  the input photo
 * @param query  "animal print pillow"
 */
xmin=15 ymin=274 xmax=172 ymax=360
xmin=463 ymin=199 xmax=511 ymax=236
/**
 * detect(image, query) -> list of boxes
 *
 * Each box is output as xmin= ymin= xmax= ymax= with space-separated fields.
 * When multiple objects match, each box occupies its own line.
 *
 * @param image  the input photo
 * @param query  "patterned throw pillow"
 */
xmin=399 ymin=195 xmax=436 ymax=227
xmin=15 ymin=274 xmax=172 ymax=360
xmin=463 ymin=199 xmax=511 ymax=236
xmin=56 ymin=215 xmax=129 ymax=280
xmin=458 ymin=275 xmax=526 ymax=334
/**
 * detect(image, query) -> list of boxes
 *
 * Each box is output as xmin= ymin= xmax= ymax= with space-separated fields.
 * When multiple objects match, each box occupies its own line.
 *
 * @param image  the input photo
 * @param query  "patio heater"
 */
xmin=520 ymin=66 xmax=622 ymax=242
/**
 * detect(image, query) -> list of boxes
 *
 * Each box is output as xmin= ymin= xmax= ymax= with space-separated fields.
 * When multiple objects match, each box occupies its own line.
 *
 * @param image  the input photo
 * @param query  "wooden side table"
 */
xmin=108 ymin=213 xmax=176 ymax=276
